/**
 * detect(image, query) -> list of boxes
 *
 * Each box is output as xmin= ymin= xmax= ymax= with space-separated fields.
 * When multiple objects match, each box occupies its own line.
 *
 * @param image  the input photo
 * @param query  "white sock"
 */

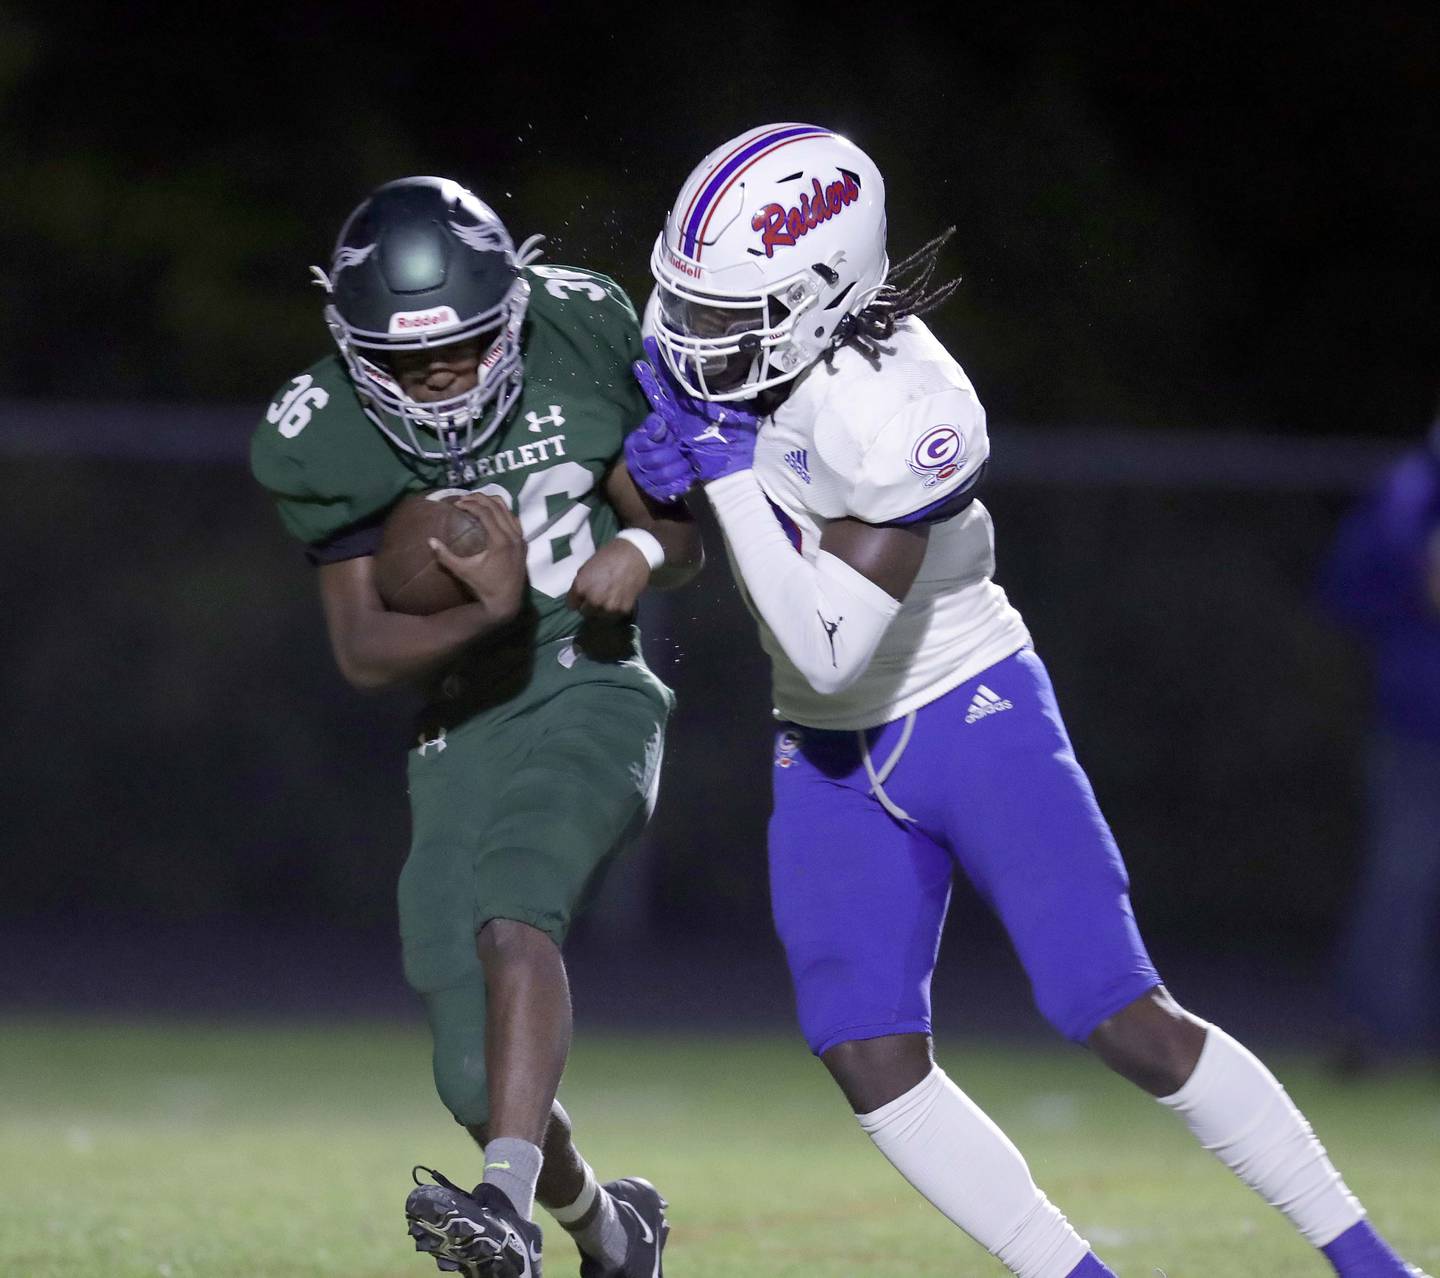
xmin=547 ymin=1161 xmax=626 ymax=1270
xmin=1159 ymin=1024 xmax=1365 ymax=1246
xmin=858 ymin=1066 xmax=1092 ymax=1278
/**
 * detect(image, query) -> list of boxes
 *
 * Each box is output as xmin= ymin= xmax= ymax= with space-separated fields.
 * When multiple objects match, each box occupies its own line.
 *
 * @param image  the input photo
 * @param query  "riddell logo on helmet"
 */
xmin=665 ymin=249 xmax=703 ymax=280
xmin=388 ymin=306 xmax=460 ymax=333
xmin=751 ymin=169 xmax=862 ymax=258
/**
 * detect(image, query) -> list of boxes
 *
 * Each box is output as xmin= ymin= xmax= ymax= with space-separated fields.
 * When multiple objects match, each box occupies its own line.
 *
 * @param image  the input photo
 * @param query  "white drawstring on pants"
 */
xmin=859 ymin=710 xmax=918 ymax=823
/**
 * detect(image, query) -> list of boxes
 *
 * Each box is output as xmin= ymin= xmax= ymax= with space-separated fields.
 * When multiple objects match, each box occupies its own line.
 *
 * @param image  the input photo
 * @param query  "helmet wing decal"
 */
xmin=333 ymin=242 xmax=378 ymax=275
xmin=448 ymin=219 xmax=513 ymax=256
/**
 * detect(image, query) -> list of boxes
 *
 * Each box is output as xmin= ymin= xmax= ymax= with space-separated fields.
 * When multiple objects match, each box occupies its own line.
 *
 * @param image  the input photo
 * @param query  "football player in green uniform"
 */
xmin=251 ymin=177 xmax=700 ymax=1278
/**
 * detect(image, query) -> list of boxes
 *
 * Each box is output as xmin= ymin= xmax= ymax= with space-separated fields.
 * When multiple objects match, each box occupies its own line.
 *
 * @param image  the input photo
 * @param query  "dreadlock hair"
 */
xmin=830 ymin=226 xmax=962 ymax=363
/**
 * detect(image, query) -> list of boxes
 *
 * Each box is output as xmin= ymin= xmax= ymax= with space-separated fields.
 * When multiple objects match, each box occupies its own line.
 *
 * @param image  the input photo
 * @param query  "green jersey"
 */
xmin=251 ymin=264 xmax=649 ymax=650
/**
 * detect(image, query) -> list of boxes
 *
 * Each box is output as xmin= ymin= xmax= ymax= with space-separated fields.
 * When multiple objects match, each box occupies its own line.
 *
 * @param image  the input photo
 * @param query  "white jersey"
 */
xmin=737 ymin=316 xmax=1030 ymax=730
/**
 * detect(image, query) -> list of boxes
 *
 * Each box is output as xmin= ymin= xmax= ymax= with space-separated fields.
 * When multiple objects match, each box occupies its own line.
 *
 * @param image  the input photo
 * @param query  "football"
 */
xmin=373 ymin=491 xmax=489 ymax=615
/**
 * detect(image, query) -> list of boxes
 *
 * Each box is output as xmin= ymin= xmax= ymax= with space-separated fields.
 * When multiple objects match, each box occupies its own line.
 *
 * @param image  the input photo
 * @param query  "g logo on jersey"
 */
xmin=906 ymin=425 xmax=964 ymax=488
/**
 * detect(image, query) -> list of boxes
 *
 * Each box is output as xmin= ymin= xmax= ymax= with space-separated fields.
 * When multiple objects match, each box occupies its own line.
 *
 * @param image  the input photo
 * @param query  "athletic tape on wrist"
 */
xmin=615 ymin=527 xmax=666 ymax=571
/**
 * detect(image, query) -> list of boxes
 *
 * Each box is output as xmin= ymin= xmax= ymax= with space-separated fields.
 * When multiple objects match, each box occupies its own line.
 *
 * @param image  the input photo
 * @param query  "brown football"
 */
xmin=373 ymin=491 xmax=489 ymax=615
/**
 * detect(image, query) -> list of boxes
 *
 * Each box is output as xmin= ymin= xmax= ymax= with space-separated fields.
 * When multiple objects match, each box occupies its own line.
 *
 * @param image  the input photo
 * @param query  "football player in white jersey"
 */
xmin=624 ymin=124 xmax=1427 ymax=1278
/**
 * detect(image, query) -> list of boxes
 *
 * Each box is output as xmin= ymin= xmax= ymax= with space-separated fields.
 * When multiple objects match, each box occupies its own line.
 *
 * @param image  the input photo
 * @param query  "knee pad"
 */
xmin=422 ymin=978 xmax=490 ymax=1127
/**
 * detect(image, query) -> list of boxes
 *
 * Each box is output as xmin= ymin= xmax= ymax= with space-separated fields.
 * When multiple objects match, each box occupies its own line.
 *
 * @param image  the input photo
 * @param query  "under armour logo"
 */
xmin=417 ymin=729 xmax=447 ymax=757
xmin=525 ymin=404 xmax=565 ymax=433
xmin=818 ymin=612 xmax=843 ymax=666
xmin=694 ymin=423 xmax=729 ymax=445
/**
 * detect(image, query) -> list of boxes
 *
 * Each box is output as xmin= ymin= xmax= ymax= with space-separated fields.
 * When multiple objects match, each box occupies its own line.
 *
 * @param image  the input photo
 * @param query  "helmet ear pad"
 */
xmin=649 ymin=124 xmax=889 ymax=401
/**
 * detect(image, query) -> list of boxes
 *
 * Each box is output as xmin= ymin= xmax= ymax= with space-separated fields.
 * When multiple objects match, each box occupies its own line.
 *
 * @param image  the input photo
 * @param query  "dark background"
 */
xmin=1 ymin=1 xmax=1436 ymax=1035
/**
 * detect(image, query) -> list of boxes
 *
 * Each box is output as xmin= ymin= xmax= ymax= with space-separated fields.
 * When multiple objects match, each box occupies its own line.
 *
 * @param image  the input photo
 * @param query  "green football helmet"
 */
xmin=312 ymin=176 xmax=543 ymax=466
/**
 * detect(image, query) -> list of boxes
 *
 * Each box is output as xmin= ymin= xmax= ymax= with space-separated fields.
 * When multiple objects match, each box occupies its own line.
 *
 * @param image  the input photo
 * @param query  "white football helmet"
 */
xmin=650 ymin=123 xmax=889 ymax=401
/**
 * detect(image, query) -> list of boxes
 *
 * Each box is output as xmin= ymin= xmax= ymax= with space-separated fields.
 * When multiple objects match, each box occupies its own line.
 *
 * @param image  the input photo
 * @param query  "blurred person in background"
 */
xmin=1319 ymin=416 xmax=1440 ymax=1074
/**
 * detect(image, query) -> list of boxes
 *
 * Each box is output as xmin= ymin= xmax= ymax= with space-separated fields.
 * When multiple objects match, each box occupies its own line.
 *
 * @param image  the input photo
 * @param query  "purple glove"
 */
xmin=633 ymin=338 xmax=759 ymax=485
xmin=623 ymin=412 xmax=695 ymax=502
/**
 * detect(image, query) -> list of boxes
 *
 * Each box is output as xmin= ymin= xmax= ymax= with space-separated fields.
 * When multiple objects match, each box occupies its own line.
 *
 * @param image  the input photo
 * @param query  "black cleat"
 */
xmin=406 ymin=1166 xmax=543 ymax=1278
xmin=578 ymin=1178 xmax=669 ymax=1278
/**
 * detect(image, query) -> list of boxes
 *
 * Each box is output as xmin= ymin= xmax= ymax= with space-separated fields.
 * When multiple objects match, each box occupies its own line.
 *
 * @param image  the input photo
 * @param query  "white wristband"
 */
xmin=615 ymin=527 xmax=665 ymax=572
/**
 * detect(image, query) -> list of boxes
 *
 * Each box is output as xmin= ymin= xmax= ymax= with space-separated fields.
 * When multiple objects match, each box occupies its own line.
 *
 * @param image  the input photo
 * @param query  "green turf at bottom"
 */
xmin=0 ymin=1020 xmax=1434 ymax=1276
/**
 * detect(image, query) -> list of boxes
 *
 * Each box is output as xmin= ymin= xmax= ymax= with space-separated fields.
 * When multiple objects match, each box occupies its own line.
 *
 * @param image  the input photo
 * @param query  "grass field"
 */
xmin=1 ymin=1019 xmax=1434 ymax=1277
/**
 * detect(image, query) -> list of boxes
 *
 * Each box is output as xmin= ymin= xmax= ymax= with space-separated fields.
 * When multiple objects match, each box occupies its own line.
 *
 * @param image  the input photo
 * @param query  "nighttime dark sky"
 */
xmin=2 ymin=0 xmax=1436 ymax=435
xmin=2 ymin=2 xmax=1434 ymax=945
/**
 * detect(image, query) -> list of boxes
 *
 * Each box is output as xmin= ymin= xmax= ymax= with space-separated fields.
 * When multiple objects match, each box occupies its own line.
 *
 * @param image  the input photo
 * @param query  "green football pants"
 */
xmin=399 ymin=679 xmax=666 ymax=1126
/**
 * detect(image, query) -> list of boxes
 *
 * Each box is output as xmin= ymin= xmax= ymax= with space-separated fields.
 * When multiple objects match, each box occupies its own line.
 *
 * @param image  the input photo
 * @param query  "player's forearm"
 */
xmin=331 ymin=601 xmax=514 ymax=691
xmin=705 ymin=471 xmax=900 ymax=694
xmin=643 ymin=514 xmax=704 ymax=590
xmin=606 ymin=458 xmax=704 ymax=590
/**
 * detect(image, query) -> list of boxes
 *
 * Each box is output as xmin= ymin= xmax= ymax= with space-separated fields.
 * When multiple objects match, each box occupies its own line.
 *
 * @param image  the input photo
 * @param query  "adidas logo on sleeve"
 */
xmin=964 ymin=684 xmax=1014 ymax=724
